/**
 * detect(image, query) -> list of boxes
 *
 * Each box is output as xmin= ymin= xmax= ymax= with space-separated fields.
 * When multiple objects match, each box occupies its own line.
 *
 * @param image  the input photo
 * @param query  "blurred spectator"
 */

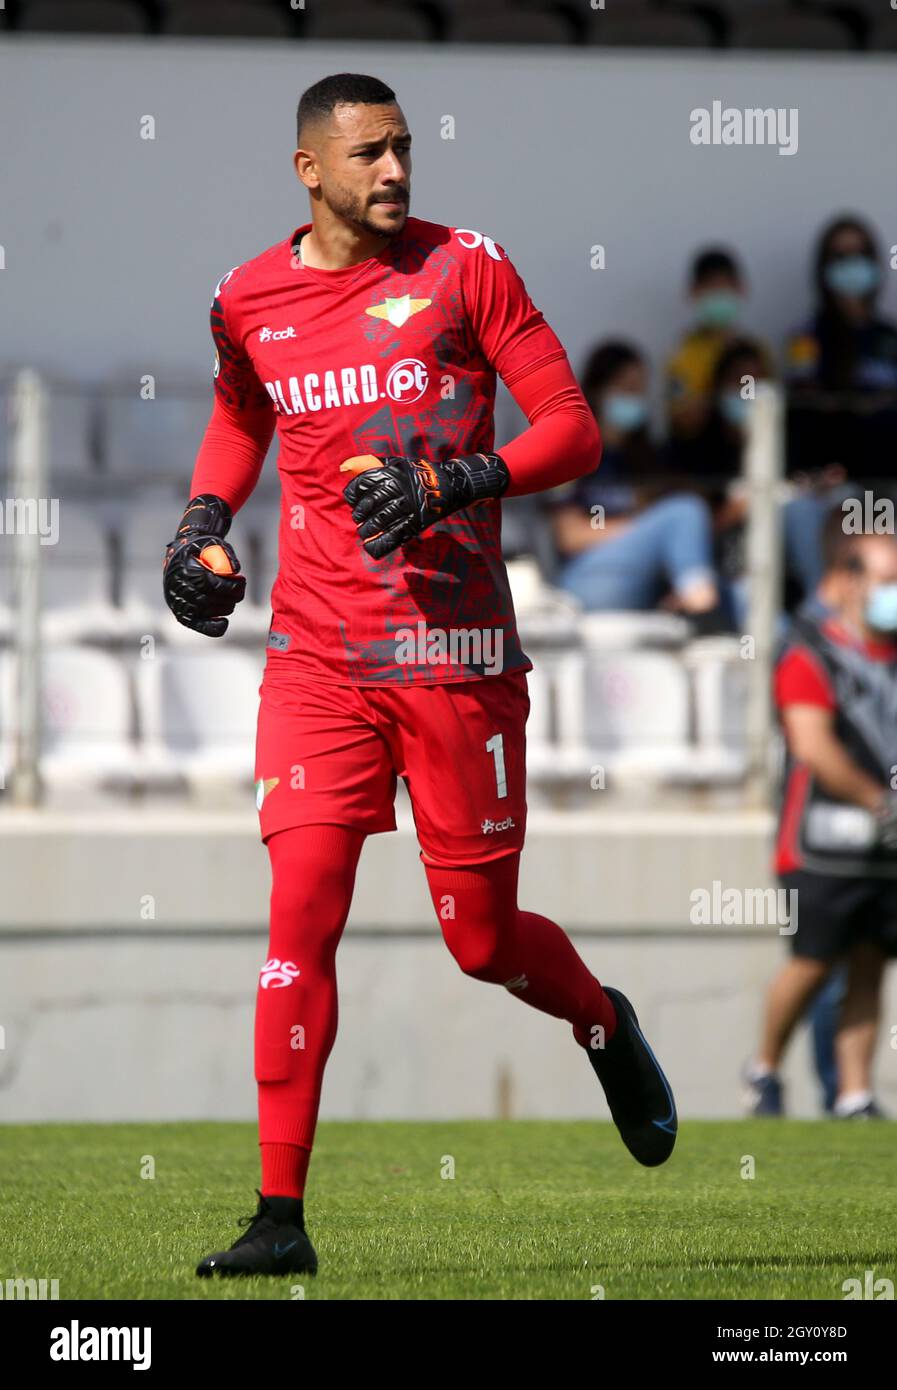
xmin=669 ymin=337 xmax=771 ymax=492
xmin=665 ymin=247 xmax=772 ymax=442
xmin=745 ymin=528 xmax=897 ymax=1118
xmin=785 ymin=214 xmax=897 ymax=479
xmin=546 ymin=341 xmax=723 ymax=625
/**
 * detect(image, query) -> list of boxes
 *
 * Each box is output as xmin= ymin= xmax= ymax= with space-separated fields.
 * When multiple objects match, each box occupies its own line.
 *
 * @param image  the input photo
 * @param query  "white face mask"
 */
xmin=865 ymin=583 xmax=897 ymax=632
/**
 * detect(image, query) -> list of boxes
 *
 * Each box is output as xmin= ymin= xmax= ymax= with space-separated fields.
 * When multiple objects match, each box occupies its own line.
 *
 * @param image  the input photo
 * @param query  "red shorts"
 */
xmin=254 ymin=666 xmax=529 ymax=866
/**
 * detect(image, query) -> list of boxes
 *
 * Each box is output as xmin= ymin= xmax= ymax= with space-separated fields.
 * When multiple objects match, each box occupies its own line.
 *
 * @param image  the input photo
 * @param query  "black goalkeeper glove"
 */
xmin=162 ymin=493 xmax=246 ymax=637
xmin=340 ymin=452 xmax=511 ymax=560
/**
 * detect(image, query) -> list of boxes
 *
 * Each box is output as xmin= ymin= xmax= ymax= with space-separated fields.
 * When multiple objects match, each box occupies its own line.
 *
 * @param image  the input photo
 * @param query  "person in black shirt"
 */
xmin=785 ymin=214 xmax=897 ymax=481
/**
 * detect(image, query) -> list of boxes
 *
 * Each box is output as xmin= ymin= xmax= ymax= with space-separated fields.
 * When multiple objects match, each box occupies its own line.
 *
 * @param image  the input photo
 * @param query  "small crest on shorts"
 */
xmin=267 ymin=630 xmax=291 ymax=652
xmin=256 ymin=777 xmax=280 ymax=811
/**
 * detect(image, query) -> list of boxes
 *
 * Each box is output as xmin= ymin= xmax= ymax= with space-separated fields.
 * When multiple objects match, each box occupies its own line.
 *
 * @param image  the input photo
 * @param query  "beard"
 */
xmin=325 ymin=181 xmax=409 ymax=238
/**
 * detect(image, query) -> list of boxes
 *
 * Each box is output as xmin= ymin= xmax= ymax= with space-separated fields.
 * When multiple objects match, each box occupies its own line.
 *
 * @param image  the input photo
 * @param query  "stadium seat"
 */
xmin=33 ymin=646 xmax=138 ymax=792
xmin=48 ymin=388 xmax=97 ymax=479
xmin=17 ymin=0 xmax=150 ymax=33
xmin=799 ymin=0 xmax=881 ymax=27
xmin=0 ymin=653 xmax=10 ymax=780
xmin=237 ymin=493 xmax=281 ymax=635
xmin=99 ymin=378 xmax=212 ymax=480
xmin=578 ymin=610 xmax=692 ymax=650
xmin=868 ymin=15 xmax=897 ymax=49
xmin=0 ymin=567 xmax=11 ymax=644
xmin=447 ymin=9 xmax=576 ymax=42
xmin=134 ymin=647 xmax=262 ymax=796
xmin=42 ymin=502 xmax=124 ymax=643
xmin=681 ymin=636 xmax=750 ymax=782
xmin=0 ymin=374 xmax=12 ymax=497
xmin=583 ymin=648 xmax=693 ymax=783
xmin=506 ymin=557 xmax=583 ymax=647
xmin=584 ymin=8 xmax=714 ymax=46
xmin=303 ymin=4 xmax=436 ymax=41
xmin=669 ymin=0 xmax=787 ymax=10
xmin=727 ymin=11 xmax=855 ymax=47
xmin=161 ymin=1 xmax=294 ymax=38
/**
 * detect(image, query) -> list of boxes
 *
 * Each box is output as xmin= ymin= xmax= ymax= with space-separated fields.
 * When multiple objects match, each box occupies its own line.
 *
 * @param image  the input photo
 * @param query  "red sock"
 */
xmin=423 ymin=853 xmax=617 ymax=1046
xmin=260 ymin=1142 xmax=312 ymax=1200
xmin=255 ymin=824 xmax=366 ymax=1187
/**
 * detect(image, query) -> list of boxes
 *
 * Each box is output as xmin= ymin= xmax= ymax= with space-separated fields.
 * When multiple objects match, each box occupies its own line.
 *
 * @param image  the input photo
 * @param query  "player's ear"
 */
xmin=294 ymin=148 xmax=320 ymax=192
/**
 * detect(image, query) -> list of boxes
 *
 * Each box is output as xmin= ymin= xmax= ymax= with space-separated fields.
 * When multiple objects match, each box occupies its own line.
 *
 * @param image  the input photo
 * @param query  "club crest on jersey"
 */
xmin=365 ymin=294 xmax=431 ymax=328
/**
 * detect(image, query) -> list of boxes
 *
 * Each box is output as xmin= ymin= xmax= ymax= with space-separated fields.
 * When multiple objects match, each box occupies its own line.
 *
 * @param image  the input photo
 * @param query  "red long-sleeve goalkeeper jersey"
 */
xmin=194 ymin=215 xmax=598 ymax=685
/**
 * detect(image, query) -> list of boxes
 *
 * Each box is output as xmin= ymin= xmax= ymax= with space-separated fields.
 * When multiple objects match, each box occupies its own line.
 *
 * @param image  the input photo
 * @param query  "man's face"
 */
xmin=838 ymin=537 xmax=897 ymax=630
xmin=301 ymin=102 xmax=411 ymax=238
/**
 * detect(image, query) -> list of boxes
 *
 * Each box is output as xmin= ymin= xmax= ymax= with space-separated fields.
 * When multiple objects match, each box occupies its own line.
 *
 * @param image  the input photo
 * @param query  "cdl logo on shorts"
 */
xmin=481 ymin=816 xmax=516 ymax=835
xmin=385 ymin=358 xmax=428 ymax=404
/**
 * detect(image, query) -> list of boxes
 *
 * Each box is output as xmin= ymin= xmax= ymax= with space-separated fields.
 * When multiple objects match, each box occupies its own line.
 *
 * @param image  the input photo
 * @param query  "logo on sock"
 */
xmin=259 ymin=958 xmax=301 ymax=989
xmin=503 ymin=974 xmax=529 ymax=992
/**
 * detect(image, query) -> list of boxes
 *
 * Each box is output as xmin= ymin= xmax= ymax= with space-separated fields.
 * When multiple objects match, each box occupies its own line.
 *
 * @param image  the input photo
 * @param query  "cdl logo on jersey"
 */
xmin=264 ymin=357 xmax=429 ymax=416
xmin=259 ymin=326 xmax=297 ymax=343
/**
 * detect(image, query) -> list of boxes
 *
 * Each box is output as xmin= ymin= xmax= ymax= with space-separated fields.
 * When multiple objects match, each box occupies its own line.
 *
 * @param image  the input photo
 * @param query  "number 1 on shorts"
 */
xmin=485 ymin=732 xmax=507 ymax=799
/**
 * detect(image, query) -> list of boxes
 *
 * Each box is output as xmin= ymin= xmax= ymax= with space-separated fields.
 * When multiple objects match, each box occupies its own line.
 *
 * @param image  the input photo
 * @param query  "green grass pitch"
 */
xmin=2 ymin=1120 xmax=895 ymax=1300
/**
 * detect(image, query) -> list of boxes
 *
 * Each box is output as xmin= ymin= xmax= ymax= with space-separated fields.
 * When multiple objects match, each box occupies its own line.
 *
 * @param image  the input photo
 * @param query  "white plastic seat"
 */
xmin=41 ymin=502 xmax=123 ymax=642
xmin=232 ymin=493 xmax=281 ymax=638
xmin=682 ymin=637 xmax=750 ymax=783
xmin=579 ymin=610 xmax=691 ymax=651
xmin=135 ymin=648 xmax=263 ymax=795
xmin=584 ymin=649 xmax=692 ymax=784
xmin=34 ymin=646 xmax=138 ymax=790
xmin=47 ymin=388 xmax=96 ymax=478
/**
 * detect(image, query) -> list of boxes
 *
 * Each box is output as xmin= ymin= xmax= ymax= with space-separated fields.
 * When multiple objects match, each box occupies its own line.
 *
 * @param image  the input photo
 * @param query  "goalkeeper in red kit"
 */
xmin=163 ymin=73 xmax=677 ymax=1278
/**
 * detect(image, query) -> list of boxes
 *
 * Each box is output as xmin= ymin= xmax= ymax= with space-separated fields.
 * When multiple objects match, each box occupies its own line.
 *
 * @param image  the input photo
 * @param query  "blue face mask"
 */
xmin=604 ymin=393 xmax=649 ymax=433
xmin=694 ymin=289 xmax=742 ymax=329
xmin=720 ymin=392 xmax=751 ymax=428
xmin=865 ymin=583 xmax=897 ymax=633
xmin=824 ymin=255 xmax=880 ymax=299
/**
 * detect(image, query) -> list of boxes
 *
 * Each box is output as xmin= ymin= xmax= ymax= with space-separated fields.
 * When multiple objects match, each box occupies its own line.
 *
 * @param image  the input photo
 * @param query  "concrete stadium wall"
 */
xmin=2 ymin=808 xmax=896 ymax=1122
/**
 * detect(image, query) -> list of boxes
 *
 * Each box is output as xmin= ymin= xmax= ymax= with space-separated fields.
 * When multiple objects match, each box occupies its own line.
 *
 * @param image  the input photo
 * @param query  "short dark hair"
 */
xmin=297 ymin=73 xmax=397 ymax=145
xmin=580 ymin=340 xmax=644 ymax=399
xmin=690 ymin=247 xmax=741 ymax=288
xmin=821 ymin=504 xmax=864 ymax=573
xmin=711 ymin=337 xmax=767 ymax=392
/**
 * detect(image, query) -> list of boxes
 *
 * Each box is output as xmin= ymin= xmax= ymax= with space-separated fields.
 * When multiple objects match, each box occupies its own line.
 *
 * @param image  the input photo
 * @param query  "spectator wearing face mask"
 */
xmin=669 ymin=337 xmax=771 ymax=488
xmin=665 ymin=248 xmax=773 ymax=442
xmin=745 ymin=528 xmax=897 ymax=1120
xmin=786 ymin=214 xmax=897 ymax=480
xmin=545 ymin=341 xmax=724 ymax=628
